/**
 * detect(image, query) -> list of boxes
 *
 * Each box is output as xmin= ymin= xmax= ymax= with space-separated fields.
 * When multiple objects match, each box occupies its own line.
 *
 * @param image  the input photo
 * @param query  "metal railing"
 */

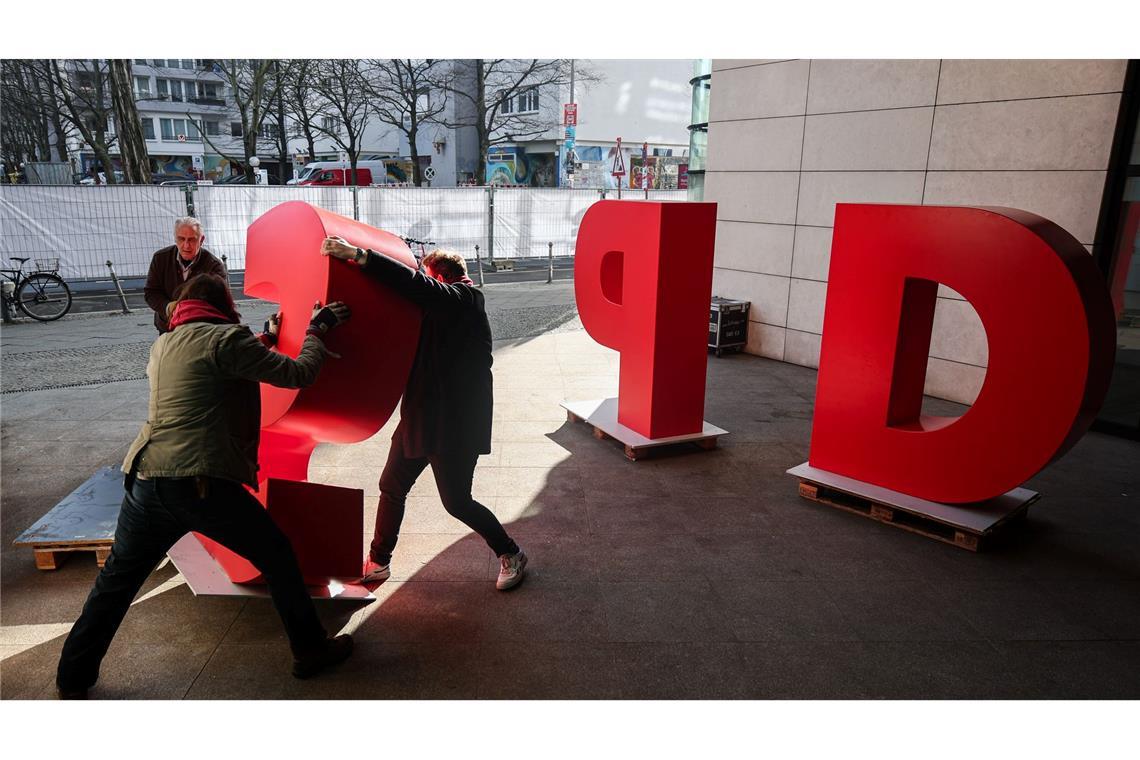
xmin=0 ymin=184 xmax=689 ymax=281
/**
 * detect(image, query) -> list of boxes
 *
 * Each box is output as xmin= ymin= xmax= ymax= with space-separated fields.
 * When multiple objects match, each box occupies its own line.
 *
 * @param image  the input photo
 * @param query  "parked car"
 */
xmin=78 ymin=170 xmax=125 ymax=185
xmin=299 ymin=167 xmax=374 ymax=186
xmin=216 ymin=173 xmax=283 ymax=185
xmin=151 ymin=173 xmax=196 ymax=186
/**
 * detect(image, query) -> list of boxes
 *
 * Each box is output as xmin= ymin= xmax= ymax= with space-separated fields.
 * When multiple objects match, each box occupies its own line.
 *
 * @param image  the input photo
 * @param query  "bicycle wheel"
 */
xmin=16 ymin=273 xmax=72 ymax=321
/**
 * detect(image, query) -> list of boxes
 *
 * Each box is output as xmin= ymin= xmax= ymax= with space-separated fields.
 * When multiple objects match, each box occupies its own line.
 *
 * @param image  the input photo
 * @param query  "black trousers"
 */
xmin=369 ymin=436 xmax=518 ymax=565
xmin=56 ymin=476 xmax=327 ymax=692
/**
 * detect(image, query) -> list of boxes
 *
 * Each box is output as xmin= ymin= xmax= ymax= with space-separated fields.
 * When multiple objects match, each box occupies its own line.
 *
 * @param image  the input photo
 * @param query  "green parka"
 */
xmin=121 ymin=322 xmax=327 ymax=489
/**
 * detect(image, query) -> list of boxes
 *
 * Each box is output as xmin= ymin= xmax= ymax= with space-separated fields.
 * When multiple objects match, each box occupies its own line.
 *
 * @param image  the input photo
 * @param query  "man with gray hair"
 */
xmin=144 ymin=216 xmax=228 ymax=333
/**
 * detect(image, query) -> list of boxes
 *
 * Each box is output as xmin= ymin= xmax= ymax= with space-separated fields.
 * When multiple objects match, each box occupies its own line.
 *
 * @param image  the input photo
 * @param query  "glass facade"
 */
xmin=687 ymin=59 xmax=711 ymax=201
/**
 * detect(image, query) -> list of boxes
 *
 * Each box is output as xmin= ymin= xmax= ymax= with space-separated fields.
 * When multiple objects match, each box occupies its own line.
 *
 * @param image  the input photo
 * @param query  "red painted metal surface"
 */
xmin=194 ymin=479 xmax=363 ymax=584
xmin=574 ymin=200 xmax=718 ymax=439
xmin=810 ymin=204 xmax=1116 ymax=504
xmin=200 ymin=201 xmax=420 ymax=582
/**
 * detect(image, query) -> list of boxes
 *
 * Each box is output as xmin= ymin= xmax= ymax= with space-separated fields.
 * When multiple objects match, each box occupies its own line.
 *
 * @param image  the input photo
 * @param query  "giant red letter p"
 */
xmin=810 ymin=204 xmax=1115 ymax=504
xmin=574 ymin=200 xmax=717 ymax=439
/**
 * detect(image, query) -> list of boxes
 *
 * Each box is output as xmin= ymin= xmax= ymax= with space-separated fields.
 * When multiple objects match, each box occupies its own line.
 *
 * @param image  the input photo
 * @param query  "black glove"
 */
xmin=306 ymin=301 xmax=350 ymax=336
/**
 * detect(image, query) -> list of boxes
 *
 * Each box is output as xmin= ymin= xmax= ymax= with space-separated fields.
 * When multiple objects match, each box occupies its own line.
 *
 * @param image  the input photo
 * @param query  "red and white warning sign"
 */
xmin=563 ymin=103 xmax=577 ymax=126
xmin=611 ymin=137 xmax=626 ymax=177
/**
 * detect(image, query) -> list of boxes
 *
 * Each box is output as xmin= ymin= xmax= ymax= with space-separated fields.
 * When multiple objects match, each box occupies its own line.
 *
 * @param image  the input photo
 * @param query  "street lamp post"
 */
xmin=249 ymin=155 xmax=261 ymax=184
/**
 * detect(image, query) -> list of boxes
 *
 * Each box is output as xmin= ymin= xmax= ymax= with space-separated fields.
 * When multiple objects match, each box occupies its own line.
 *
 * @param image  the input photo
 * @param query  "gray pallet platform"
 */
xmin=13 ymin=466 xmax=122 ymax=570
xmin=787 ymin=462 xmax=1037 ymax=551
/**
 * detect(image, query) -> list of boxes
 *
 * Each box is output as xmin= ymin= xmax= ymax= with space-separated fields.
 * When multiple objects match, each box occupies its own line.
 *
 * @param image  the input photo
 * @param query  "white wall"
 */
xmin=536 ymin=59 xmax=693 ymax=149
xmin=705 ymin=59 xmax=1128 ymax=405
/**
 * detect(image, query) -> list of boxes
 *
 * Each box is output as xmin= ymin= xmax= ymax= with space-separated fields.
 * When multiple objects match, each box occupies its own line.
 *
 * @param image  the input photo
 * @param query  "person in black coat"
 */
xmin=320 ymin=236 xmax=527 ymax=591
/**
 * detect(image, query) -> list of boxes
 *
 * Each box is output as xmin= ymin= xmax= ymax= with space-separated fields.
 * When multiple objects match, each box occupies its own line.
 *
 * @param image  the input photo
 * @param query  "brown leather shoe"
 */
xmin=292 ymin=634 xmax=354 ymax=679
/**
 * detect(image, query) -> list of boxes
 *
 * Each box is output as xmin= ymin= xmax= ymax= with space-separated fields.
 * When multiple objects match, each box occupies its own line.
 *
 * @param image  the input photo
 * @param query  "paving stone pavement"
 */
xmin=2 ymin=280 xmax=1139 ymax=700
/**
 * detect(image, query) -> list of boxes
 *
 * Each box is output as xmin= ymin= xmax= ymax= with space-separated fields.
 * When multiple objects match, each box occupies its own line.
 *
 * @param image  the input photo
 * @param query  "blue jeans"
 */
xmin=56 ymin=476 xmax=327 ymax=692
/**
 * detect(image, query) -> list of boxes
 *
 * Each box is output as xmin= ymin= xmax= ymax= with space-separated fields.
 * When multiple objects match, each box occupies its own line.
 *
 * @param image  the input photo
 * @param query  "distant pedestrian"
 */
xmin=144 ymin=217 xmax=227 ymax=333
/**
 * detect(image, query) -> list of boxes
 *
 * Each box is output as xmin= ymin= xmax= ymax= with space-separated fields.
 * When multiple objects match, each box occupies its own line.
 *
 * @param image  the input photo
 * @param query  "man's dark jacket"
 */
xmin=144 ymin=245 xmax=227 ymax=333
xmin=361 ymin=250 xmax=493 ymax=458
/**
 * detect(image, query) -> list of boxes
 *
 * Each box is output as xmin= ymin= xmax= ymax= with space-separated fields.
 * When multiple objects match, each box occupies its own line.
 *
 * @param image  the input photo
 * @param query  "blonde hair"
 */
xmin=422 ymin=249 xmax=467 ymax=281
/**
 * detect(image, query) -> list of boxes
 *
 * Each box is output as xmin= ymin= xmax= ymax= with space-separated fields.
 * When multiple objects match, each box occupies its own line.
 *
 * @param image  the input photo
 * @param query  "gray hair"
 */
xmin=174 ymin=216 xmax=204 ymax=237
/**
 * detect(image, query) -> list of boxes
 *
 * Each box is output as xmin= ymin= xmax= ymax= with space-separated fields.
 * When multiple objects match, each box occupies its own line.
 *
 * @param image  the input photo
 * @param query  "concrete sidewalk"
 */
xmin=2 ymin=281 xmax=1139 ymax=699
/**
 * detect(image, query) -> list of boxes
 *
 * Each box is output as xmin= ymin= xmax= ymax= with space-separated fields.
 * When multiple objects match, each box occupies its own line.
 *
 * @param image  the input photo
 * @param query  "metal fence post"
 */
xmin=352 ymin=186 xmax=360 ymax=221
xmin=599 ymin=188 xmax=607 ymax=201
xmin=547 ymin=242 xmax=554 ymax=284
xmin=486 ymin=185 xmax=495 ymax=270
xmin=105 ymin=260 xmax=131 ymax=313
xmin=184 ymin=185 xmax=195 ymax=217
xmin=474 ymin=244 xmax=485 ymax=288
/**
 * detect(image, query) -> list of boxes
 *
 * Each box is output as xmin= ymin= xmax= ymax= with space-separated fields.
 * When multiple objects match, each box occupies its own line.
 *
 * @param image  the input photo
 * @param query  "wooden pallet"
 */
xmin=30 ymin=542 xmax=113 ymax=570
xmin=14 ymin=466 xmax=123 ymax=571
xmin=794 ymin=477 xmax=1034 ymax=552
xmin=565 ymin=408 xmax=720 ymax=461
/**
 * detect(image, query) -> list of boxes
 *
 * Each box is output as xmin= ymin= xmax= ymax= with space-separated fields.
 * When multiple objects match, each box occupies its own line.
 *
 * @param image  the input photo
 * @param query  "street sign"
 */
xmin=338 ymin=151 xmax=348 ymax=163
xmin=177 ymin=134 xmax=187 ymax=142
xmin=611 ymin=137 xmax=626 ymax=177
xmin=563 ymin=103 xmax=577 ymax=126
xmin=192 ymin=154 xmax=204 ymax=170
xmin=424 ymin=166 xmax=436 ymax=180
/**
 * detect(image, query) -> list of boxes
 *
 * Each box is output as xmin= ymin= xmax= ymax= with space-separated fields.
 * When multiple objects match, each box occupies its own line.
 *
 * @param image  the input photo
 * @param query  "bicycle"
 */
xmin=1 ymin=257 xmax=73 ymax=322
xmin=400 ymin=236 xmax=435 ymax=268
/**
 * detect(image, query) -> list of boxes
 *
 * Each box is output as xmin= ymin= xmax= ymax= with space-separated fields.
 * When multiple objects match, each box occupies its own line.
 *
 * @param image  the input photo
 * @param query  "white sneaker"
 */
xmin=360 ymin=557 xmax=391 ymax=585
xmin=496 ymin=549 xmax=528 ymax=591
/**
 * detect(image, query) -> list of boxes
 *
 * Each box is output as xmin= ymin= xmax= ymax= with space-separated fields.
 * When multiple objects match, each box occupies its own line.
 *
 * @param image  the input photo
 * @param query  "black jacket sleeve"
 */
xmin=143 ymin=249 xmax=172 ymax=320
xmin=361 ymin=250 xmax=477 ymax=312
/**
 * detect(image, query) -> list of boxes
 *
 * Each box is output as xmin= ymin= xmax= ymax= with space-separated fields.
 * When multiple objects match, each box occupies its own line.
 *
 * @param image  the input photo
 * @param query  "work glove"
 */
xmin=306 ymin=300 xmax=350 ymax=336
xmin=262 ymin=312 xmax=281 ymax=346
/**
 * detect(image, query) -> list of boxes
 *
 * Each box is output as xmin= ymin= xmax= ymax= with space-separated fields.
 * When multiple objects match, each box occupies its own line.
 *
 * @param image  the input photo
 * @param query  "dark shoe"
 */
xmin=57 ymin=686 xmax=88 ymax=700
xmin=292 ymin=634 xmax=354 ymax=679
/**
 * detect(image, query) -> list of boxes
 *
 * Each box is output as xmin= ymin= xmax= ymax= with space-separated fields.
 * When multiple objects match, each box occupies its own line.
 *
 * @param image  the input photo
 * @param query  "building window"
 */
xmin=518 ymin=89 xmax=539 ymax=113
xmin=321 ymin=115 xmax=338 ymax=131
xmin=151 ymin=59 xmax=166 ymax=68
xmin=500 ymin=96 xmax=514 ymax=115
xmin=134 ymin=76 xmax=151 ymax=98
xmin=204 ymin=120 xmax=220 ymax=136
xmin=157 ymin=79 xmax=184 ymax=101
xmin=181 ymin=59 xmax=195 ymax=70
xmin=133 ymin=59 xmax=147 ymax=66
xmin=159 ymin=118 xmax=198 ymax=141
xmin=196 ymin=81 xmax=220 ymax=101
xmin=231 ymin=122 xmax=243 ymax=137
xmin=258 ymin=123 xmax=280 ymax=139
xmin=140 ymin=118 xmax=155 ymax=140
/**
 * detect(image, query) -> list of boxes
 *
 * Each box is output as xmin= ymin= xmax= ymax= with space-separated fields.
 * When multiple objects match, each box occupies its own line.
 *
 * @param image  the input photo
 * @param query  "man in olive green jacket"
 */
xmin=56 ymin=274 xmax=352 ymax=698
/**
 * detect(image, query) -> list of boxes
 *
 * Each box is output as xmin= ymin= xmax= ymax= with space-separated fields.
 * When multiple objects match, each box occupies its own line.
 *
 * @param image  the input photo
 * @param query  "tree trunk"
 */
xmin=275 ymin=67 xmax=288 ymax=183
xmin=44 ymin=74 xmax=70 ymax=164
xmin=409 ymin=122 xmax=421 ymax=186
xmin=109 ymin=60 xmax=152 ymax=184
xmin=475 ymin=60 xmax=487 ymax=185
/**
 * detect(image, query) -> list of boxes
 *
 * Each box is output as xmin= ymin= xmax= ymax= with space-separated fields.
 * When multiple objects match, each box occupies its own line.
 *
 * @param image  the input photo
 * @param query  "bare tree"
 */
xmin=108 ymin=60 xmax=152 ymax=184
xmin=195 ymin=59 xmax=283 ymax=182
xmin=364 ymin=59 xmax=447 ymax=186
xmin=281 ymin=59 xmax=323 ymax=168
xmin=311 ymin=59 xmax=373 ymax=183
xmin=42 ymin=60 xmax=119 ymax=182
xmin=1 ymin=60 xmax=53 ymax=168
xmin=432 ymin=59 xmax=589 ymax=184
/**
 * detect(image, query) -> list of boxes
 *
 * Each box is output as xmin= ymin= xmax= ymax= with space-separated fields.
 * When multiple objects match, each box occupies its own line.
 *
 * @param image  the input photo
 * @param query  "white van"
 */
xmin=288 ymin=160 xmax=393 ymax=185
